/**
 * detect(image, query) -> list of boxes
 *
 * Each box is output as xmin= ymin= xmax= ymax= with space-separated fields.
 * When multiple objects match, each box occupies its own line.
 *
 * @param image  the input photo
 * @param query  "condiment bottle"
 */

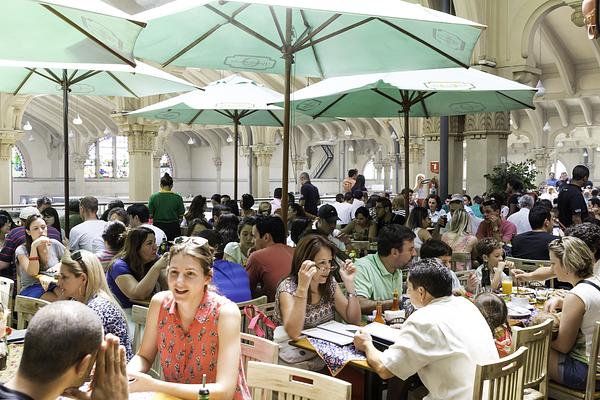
xmin=198 ymin=374 xmax=210 ymax=400
xmin=391 ymin=289 xmax=400 ymax=311
xmin=374 ymin=302 xmax=385 ymax=324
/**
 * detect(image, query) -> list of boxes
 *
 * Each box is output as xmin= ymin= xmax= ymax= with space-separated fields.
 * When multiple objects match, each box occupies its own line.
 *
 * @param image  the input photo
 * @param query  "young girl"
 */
xmin=474 ymin=292 xmax=513 ymax=357
xmin=474 ymin=238 xmax=513 ymax=291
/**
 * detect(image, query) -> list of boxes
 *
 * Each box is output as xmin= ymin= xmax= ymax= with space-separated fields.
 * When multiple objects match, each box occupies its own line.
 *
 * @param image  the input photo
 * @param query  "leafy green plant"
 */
xmin=483 ymin=159 xmax=537 ymax=203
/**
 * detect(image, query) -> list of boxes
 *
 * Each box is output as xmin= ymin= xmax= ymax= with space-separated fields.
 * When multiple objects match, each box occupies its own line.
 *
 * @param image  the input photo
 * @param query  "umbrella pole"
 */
xmin=281 ymin=8 xmax=293 ymax=225
xmin=234 ymin=116 xmax=239 ymax=201
xmin=403 ymin=109 xmax=410 ymax=218
xmin=62 ymin=69 xmax=70 ymax=234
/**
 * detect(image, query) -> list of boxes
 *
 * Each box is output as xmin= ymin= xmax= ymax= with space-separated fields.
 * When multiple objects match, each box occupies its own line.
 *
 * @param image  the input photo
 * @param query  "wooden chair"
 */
xmin=473 ymin=346 xmax=529 ymax=400
xmin=130 ymin=304 xmax=162 ymax=379
xmin=0 ymin=277 xmax=14 ymax=327
xmin=246 ymin=360 xmax=351 ymax=400
xmin=455 ymin=270 xmax=472 ymax=288
xmin=547 ymin=321 xmax=600 ymax=400
xmin=237 ymin=295 xmax=268 ymax=333
xmin=505 ymin=257 xmax=552 ymax=288
xmin=14 ymin=295 xmax=50 ymax=329
xmin=240 ymin=333 xmax=279 ymax=370
xmin=511 ymin=319 xmax=554 ymax=399
xmin=452 ymin=252 xmax=472 ymax=271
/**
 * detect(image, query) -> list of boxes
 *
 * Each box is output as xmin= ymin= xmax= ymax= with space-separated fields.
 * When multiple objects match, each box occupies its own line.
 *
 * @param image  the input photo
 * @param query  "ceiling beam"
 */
xmin=579 ymin=97 xmax=593 ymax=126
xmin=553 ymin=100 xmax=569 ymax=127
xmin=540 ymin=21 xmax=575 ymax=96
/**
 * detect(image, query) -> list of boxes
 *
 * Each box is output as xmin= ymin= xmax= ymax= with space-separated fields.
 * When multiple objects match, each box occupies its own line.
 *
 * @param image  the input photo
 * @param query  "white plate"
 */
xmin=506 ymin=302 xmax=533 ymax=318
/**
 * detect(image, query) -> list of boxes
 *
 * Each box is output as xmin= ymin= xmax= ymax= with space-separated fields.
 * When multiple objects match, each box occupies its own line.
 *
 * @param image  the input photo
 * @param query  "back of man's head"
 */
xmin=19 ymin=301 xmax=103 ymax=382
xmin=127 ymin=203 xmax=150 ymax=224
xmin=420 ymin=239 xmax=452 ymax=259
xmin=300 ymin=172 xmax=310 ymax=181
xmin=378 ymin=225 xmax=415 ymax=257
xmin=69 ymin=198 xmax=80 ymax=213
xmin=348 ymin=169 xmax=358 ymax=178
xmin=518 ymin=194 xmax=534 ymax=209
xmin=573 ymin=165 xmax=590 ymax=181
xmin=255 ymin=215 xmax=286 ymax=244
xmin=352 ymin=191 xmax=363 ymax=200
xmin=273 ymin=188 xmax=283 ymax=199
xmin=343 ymin=192 xmax=353 ymax=202
xmin=408 ymin=258 xmax=453 ymax=298
xmin=79 ymin=196 xmax=99 ymax=214
xmin=528 ymin=206 xmax=551 ymax=230
xmin=565 ymin=222 xmax=600 ymax=261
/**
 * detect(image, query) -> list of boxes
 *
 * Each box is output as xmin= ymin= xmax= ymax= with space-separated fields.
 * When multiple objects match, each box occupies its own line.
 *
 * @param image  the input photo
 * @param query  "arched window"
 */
xmin=85 ymin=136 xmax=129 ymax=178
xmin=363 ymin=159 xmax=377 ymax=180
xmin=160 ymin=153 xmax=173 ymax=176
xmin=11 ymin=146 xmax=26 ymax=177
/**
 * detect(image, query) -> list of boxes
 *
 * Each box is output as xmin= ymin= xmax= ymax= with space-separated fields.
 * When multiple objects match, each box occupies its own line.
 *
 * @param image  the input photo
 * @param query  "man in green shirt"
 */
xmin=354 ymin=225 xmax=416 ymax=316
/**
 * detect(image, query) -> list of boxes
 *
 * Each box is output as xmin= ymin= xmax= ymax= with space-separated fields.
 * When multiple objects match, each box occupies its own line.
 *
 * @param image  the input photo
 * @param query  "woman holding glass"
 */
xmin=127 ymin=236 xmax=251 ymax=400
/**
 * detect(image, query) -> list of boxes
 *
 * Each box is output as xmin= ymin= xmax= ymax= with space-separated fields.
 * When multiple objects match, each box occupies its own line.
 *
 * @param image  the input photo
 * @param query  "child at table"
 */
xmin=474 ymin=238 xmax=512 ymax=292
xmin=474 ymin=292 xmax=513 ymax=357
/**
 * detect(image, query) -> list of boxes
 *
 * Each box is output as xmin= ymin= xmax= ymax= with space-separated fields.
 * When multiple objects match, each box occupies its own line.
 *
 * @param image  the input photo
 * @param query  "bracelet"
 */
xmin=347 ymin=292 xmax=358 ymax=298
xmin=29 ymin=256 xmax=39 ymax=261
xmin=292 ymin=292 xmax=306 ymax=299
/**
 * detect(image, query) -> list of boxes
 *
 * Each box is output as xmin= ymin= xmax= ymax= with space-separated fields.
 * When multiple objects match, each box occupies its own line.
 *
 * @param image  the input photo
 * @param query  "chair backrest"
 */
xmin=452 ymin=252 xmax=472 ymax=271
xmin=0 ymin=277 xmax=14 ymax=327
xmin=238 ymin=296 xmax=268 ymax=332
xmin=14 ymin=295 xmax=50 ymax=329
xmin=246 ymin=360 xmax=351 ymax=400
xmin=473 ymin=346 xmax=529 ymax=400
xmin=506 ymin=258 xmax=552 ymax=288
xmin=511 ymin=318 xmax=553 ymax=396
xmin=131 ymin=305 xmax=148 ymax=353
xmin=240 ymin=333 xmax=279 ymax=372
xmin=585 ymin=321 xmax=600 ymax=398
xmin=455 ymin=271 xmax=471 ymax=288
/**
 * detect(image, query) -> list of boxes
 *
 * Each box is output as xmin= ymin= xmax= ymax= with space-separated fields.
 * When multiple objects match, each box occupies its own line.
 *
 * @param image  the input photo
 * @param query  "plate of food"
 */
xmin=506 ymin=302 xmax=533 ymax=318
xmin=512 ymin=287 xmax=535 ymax=295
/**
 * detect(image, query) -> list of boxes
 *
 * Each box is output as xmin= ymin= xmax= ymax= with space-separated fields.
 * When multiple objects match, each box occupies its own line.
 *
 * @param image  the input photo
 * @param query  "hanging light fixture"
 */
xmin=226 ymin=134 xmax=233 ymax=143
xmin=348 ymin=144 xmax=354 ymax=152
xmin=72 ymin=114 xmax=83 ymax=125
xmin=103 ymin=127 xmax=111 ymax=136
xmin=187 ymin=135 xmax=196 ymax=145
xmin=557 ymin=141 xmax=564 ymax=148
xmin=344 ymin=126 xmax=352 ymax=136
xmin=68 ymin=130 xmax=74 ymax=138
xmin=596 ymin=146 xmax=600 ymax=152
xmin=23 ymin=121 xmax=32 ymax=131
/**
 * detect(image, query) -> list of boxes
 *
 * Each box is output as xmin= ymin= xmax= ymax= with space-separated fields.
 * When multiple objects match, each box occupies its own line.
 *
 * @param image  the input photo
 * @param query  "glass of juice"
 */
xmin=502 ymin=275 xmax=513 ymax=295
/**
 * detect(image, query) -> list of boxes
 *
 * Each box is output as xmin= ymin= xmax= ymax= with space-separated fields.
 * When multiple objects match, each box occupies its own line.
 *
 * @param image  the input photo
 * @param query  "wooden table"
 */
xmin=291 ymin=337 xmax=373 ymax=371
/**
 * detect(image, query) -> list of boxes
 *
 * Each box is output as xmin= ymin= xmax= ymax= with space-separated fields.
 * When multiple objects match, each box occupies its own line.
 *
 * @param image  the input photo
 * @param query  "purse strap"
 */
xmin=244 ymin=305 xmax=276 ymax=338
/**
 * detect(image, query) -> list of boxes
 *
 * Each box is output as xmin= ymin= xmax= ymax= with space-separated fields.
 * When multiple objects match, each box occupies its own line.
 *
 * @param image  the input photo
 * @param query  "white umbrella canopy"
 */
xmin=132 ymin=0 xmax=486 ymax=222
xmin=128 ymin=74 xmax=325 ymax=199
xmin=280 ymin=68 xmax=536 ymax=214
xmin=1 ymin=0 xmax=146 ymax=66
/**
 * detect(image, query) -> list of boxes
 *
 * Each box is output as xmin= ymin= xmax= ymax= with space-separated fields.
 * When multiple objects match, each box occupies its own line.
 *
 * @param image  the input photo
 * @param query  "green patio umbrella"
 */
xmin=127 ymin=74 xmax=324 ymax=201
xmin=133 ymin=0 xmax=485 ymax=221
xmin=0 ymin=59 xmax=197 ymax=230
xmin=278 ymin=67 xmax=536 ymax=214
xmin=1 ymin=0 xmax=146 ymax=66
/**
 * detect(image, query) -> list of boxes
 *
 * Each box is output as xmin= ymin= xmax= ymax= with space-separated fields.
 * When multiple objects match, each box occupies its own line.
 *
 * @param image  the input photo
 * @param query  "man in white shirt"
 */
xmin=332 ymin=192 xmax=353 ymax=225
xmin=126 ymin=203 xmax=167 ymax=246
xmin=349 ymin=191 xmax=365 ymax=221
xmin=507 ymin=194 xmax=534 ymax=234
xmin=354 ymin=259 xmax=498 ymax=400
xmin=69 ymin=196 xmax=107 ymax=253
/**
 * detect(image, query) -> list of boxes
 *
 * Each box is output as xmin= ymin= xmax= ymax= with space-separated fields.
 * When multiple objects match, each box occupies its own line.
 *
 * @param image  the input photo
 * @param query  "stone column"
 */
xmin=424 ymin=116 xmax=464 ymax=193
xmin=291 ymin=156 xmax=306 ymax=181
xmin=373 ymin=160 xmax=383 ymax=185
xmin=0 ymin=130 xmax=23 ymax=204
xmin=117 ymin=123 xmax=160 ymax=202
xmin=212 ymin=157 xmax=222 ymax=194
xmin=532 ymin=147 xmax=551 ymax=186
xmin=71 ymin=154 xmax=87 ymax=196
xmin=464 ymin=112 xmax=510 ymax=196
xmin=152 ymin=153 xmax=162 ymax=193
xmin=253 ymin=145 xmax=276 ymax=198
xmin=382 ymin=157 xmax=392 ymax=192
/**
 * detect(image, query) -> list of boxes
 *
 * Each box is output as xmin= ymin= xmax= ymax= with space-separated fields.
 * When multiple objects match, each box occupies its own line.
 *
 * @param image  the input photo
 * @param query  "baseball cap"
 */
xmin=317 ymin=204 xmax=340 ymax=223
xmin=19 ymin=206 xmax=41 ymax=220
xmin=449 ymin=194 xmax=464 ymax=203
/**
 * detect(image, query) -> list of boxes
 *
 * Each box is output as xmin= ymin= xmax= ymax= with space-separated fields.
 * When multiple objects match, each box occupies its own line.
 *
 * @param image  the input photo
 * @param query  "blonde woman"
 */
xmin=127 ymin=236 xmax=251 ymax=400
xmin=441 ymin=208 xmax=477 ymax=270
xmin=545 ymin=237 xmax=600 ymax=391
xmin=57 ymin=249 xmax=133 ymax=360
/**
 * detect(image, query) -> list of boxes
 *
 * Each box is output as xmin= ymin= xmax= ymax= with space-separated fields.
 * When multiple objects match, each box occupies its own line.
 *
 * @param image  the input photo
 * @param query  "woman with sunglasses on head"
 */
xmin=127 ymin=236 xmax=251 ymax=400
xmin=57 ymin=250 xmax=133 ymax=360
xmin=107 ymin=227 xmax=167 ymax=310
xmin=274 ymin=234 xmax=361 ymax=341
xmin=16 ymin=215 xmax=65 ymax=301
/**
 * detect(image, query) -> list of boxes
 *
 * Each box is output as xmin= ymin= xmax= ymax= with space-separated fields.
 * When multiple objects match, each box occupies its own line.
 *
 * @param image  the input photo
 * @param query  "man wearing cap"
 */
xmin=309 ymin=204 xmax=348 ymax=252
xmin=0 ymin=207 xmax=62 ymax=280
xmin=36 ymin=196 xmax=52 ymax=213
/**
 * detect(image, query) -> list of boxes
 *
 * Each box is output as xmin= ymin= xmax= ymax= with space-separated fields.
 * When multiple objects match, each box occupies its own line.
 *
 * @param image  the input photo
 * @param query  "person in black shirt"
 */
xmin=557 ymin=165 xmax=589 ymax=228
xmin=511 ymin=206 xmax=559 ymax=260
xmin=299 ymin=172 xmax=320 ymax=216
xmin=1 ymin=301 xmax=128 ymax=400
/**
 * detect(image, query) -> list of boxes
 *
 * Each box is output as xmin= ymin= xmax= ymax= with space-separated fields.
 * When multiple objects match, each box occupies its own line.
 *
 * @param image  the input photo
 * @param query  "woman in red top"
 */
xmin=127 ymin=236 xmax=251 ymax=400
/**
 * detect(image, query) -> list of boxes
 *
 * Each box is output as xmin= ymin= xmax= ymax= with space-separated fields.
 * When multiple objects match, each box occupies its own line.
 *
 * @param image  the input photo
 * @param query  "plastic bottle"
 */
xmin=197 ymin=374 xmax=209 ymax=400
xmin=374 ymin=302 xmax=385 ymax=324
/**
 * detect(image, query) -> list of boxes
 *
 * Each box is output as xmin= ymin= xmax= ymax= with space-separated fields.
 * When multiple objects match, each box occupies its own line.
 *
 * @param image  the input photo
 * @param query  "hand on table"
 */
xmin=353 ymin=329 xmax=373 ymax=352
xmin=127 ymin=370 xmax=156 ymax=393
xmin=544 ymin=296 xmax=563 ymax=313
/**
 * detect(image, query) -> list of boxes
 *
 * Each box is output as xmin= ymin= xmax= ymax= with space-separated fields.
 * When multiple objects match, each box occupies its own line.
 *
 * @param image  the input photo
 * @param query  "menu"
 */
xmin=301 ymin=321 xmax=360 ymax=346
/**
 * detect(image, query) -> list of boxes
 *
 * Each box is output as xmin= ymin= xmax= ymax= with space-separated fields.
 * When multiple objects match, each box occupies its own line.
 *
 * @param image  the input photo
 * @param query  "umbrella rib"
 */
xmin=295 ymin=17 xmax=374 ymax=52
xmin=105 ymin=71 xmax=139 ymax=98
xmin=187 ymin=109 xmax=205 ymax=125
xmin=206 ymin=4 xmax=281 ymax=50
xmin=162 ymin=4 xmax=251 ymax=68
xmin=376 ymin=18 xmax=469 ymax=68
xmin=269 ymin=6 xmax=286 ymax=45
xmin=298 ymin=10 xmax=325 ymax=77
xmin=68 ymin=69 xmax=79 ymax=83
xmin=240 ymin=109 xmax=259 ymax=120
xmin=215 ymin=109 xmax=233 ymax=119
xmin=496 ymin=91 xmax=535 ymax=109
xmin=40 ymin=4 xmax=136 ymax=68
xmin=71 ymin=70 xmax=103 ymax=85
xmin=294 ymin=13 xmax=341 ymax=49
xmin=266 ymin=110 xmax=283 ymax=126
xmin=44 ymin=68 xmax=63 ymax=83
xmin=25 ymin=68 xmax=60 ymax=84
xmin=372 ymin=88 xmax=403 ymax=107
xmin=314 ymin=93 xmax=349 ymax=118
xmin=12 ymin=69 xmax=36 ymax=95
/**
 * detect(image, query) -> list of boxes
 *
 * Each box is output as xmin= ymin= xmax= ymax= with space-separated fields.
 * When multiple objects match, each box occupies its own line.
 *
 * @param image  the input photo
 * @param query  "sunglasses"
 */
xmin=71 ymin=250 xmax=88 ymax=273
xmin=173 ymin=236 xmax=209 ymax=247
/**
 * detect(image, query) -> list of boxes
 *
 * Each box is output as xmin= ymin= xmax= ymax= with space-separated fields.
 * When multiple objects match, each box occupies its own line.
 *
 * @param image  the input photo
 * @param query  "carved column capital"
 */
xmin=118 ymin=123 xmax=160 ymax=155
xmin=464 ymin=112 xmax=510 ymax=139
xmin=0 ymin=130 xmax=24 ymax=161
xmin=252 ymin=144 xmax=276 ymax=167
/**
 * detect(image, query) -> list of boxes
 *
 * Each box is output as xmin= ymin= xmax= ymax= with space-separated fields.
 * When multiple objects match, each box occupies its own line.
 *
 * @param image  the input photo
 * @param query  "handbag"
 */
xmin=273 ymin=326 xmax=325 ymax=371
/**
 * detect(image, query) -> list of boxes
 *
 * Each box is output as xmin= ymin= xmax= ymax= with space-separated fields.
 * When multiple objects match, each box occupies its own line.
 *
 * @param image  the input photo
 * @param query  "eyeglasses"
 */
xmin=71 ymin=250 xmax=88 ymax=273
xmin=173 ymin=236 xmax=209 ymax=247
xmin=314 ymin=260 xmax=339 ymax=273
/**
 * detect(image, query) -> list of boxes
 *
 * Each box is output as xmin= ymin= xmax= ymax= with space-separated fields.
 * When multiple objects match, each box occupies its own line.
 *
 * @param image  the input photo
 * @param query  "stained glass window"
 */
xmin=11 ymin=146 xmax=26 ymax=177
